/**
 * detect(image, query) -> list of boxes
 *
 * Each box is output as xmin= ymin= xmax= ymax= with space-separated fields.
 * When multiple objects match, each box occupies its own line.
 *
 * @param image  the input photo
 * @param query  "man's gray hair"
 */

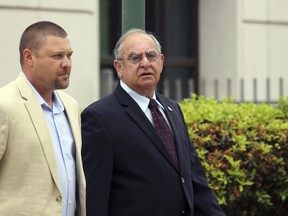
xmin=113 ymin=28 xmax=162 ymax=60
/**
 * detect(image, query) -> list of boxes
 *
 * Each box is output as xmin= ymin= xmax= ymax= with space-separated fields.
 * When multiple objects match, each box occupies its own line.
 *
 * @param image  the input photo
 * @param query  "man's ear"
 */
xmin=159 ymin=53 xmax=164 ymax=71
xmin=23 ymin=49 xmax=34 ymax=66
xmin=113 ymin=60 xmax=124 ymax=78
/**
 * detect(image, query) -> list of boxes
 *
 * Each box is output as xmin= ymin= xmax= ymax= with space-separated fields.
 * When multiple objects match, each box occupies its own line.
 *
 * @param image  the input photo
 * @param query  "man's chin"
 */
xmin=142 ymin=80 xmax=157 ymax=89
xmin=55 ymin=81 xmax=69 ymax=90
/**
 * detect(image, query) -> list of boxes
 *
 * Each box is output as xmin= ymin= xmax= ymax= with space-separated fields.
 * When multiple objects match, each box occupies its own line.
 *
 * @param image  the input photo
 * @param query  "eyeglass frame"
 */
xmin=117 ymin=50 xmax=161 ymax=64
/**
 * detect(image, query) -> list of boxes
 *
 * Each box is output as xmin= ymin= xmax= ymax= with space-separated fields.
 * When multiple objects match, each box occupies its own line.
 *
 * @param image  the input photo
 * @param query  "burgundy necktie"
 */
xmin=148 ymin=99 xmax=178 ymax=167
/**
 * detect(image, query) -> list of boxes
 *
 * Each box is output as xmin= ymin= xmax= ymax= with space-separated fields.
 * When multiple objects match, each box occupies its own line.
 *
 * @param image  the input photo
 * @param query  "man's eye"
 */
xmin=53 ymin=54 xmax=62 ymax=59
xmin=130 ymin=55 xmax=141 ymax=62
xmin=147 ymin=53 xmax=158 ymax=60
xmin=67 ymin=54 xmax=72 ymax=60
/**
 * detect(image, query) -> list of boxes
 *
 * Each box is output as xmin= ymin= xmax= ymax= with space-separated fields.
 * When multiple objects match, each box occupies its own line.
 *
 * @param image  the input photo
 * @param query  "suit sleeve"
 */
xmin=177 ymin=103 xmax=225 ymax=215
xmin=81 ymin=107 xmax=113 ymax=216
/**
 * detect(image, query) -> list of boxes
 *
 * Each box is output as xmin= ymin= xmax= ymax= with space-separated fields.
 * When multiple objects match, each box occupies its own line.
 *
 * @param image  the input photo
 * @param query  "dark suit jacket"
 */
xmin=81 ymin=83 xmax=224 ymax=216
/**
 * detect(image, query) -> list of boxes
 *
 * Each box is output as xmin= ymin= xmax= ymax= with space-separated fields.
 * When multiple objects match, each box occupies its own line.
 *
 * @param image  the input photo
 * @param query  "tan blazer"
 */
xmin=0 ymin=73 xmax=86 ymax=216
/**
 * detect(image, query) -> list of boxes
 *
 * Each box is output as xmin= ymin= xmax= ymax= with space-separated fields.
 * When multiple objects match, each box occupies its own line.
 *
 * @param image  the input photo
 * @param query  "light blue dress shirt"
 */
xmin=24 ymin=75 xmax=76 ymax=216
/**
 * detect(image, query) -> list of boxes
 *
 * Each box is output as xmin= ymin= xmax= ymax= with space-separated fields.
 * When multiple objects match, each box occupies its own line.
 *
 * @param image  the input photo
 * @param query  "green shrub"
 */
xmin=179 ymin=94 xmax=288 ymax=216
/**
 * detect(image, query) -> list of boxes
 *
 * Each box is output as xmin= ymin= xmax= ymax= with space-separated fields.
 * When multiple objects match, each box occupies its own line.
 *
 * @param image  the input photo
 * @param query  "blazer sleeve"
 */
xmin=81 ymin=106 xmax=113 ymax=216
xmin=0 ymin=104 xmax=8 ymax=161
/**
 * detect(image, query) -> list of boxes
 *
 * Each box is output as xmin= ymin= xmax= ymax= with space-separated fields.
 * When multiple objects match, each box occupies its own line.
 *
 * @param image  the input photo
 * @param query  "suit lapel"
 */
xmin=115 ymin=84 xmax=179 ymax=172
xmin=16 ymin=73 xmax=62 ymax=192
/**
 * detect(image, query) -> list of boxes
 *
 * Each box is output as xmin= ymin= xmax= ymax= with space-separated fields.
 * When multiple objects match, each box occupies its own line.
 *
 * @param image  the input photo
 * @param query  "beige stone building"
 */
xmin=1 ymin=0 xmax=288 ymax=108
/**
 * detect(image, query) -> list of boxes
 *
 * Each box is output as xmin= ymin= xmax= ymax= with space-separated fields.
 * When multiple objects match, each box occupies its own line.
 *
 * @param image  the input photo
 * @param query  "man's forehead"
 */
xmin=124 ymin=35 xmax=156 ymax=51
xmin=128 ymin=49 xmax=158 ymax=55
xmin=40 ymin=37 xmax=72 ymax=53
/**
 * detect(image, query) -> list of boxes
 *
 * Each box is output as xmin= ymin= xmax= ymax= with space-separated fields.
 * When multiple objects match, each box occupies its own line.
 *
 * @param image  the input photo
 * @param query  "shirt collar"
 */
xmin=120 ymin=80 xmax=165 ymax=111
xmin=22 ymin=72 xmax=64 ymax=113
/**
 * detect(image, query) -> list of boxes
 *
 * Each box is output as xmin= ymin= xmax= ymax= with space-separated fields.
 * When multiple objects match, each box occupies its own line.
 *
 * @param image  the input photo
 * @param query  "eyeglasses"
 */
xmin=118 ymin=51 xmax=160 ymax=64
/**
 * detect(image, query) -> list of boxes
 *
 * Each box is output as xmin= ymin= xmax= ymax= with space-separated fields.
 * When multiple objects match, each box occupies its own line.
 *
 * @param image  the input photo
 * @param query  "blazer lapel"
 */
xmin=16 ymin=73 xmax=62 ymax=192
xmin=57 ymin=91 xmax=81 ymax=156
xmin=57 ymin=91 xmax=85 ymax=189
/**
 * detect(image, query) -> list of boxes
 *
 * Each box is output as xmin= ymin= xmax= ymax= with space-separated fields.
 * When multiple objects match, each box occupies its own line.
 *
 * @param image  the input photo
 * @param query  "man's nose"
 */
xmin=62 ymin=56 xmax=72 ymax=67
xmin=140 ymin=55 xmax=151 ymax=67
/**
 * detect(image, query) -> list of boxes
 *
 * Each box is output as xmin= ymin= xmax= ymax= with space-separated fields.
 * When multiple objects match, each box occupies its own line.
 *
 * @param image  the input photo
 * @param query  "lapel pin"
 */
xmin=167 ymin=106 xmax=173 ymax=112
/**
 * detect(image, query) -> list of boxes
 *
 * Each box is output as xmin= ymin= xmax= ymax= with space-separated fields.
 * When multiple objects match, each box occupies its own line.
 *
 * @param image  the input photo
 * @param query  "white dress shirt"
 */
xmin=120 ymin=80 xmax=170 ymax=126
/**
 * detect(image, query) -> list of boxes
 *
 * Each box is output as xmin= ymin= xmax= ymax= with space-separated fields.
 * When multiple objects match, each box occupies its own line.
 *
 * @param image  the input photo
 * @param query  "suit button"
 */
xmin=181 ymin=210 xmax=188 ymax=215
xmin=181 ymin=177 xmax=185 ymax=184
xmin=56 ymin=195 xmax=62 ymax=202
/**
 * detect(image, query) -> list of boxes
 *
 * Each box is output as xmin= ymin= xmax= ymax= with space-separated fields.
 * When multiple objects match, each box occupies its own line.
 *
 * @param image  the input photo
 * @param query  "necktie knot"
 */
xmin=148 ymin=99 xmax=158 ymax=109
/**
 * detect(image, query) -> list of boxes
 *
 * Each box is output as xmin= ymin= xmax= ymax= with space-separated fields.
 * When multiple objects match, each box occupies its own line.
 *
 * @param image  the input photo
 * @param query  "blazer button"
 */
xmin=56 ymin=195 xmax=62 ymax=202
xmin=181 ymin=177 xmax=185 ymax=184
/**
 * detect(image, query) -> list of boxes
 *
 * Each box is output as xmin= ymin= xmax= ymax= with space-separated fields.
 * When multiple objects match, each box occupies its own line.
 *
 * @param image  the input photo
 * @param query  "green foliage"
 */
xmin=179 ymin=94 xmax=288 ymax=216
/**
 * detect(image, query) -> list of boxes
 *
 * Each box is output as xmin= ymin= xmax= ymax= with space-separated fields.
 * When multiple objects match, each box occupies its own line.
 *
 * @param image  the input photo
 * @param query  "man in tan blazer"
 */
xmin=0 ymin=21 xmax=86 ymax=216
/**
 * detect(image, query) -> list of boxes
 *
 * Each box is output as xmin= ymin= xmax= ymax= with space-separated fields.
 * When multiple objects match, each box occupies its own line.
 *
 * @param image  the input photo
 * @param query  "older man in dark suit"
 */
xmin=81 ymin=28 xmax=225 ymax=216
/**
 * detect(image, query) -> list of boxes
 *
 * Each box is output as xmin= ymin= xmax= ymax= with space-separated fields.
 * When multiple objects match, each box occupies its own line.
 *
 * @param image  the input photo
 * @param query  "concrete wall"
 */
xmin=199 ymin=0 xmax=237 ymax=100
xmin=3 ymin=1 xmax=288 ymax=105
xmin=200 ymin=0 xmax=288 ymax=102
xmin=0 ymin=0 xmax=99 ymax=109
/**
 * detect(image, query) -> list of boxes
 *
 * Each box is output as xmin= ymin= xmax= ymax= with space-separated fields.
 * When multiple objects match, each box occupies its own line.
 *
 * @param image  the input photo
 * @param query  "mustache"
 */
xmin=58 ymin=69 xmax=70 ymax=76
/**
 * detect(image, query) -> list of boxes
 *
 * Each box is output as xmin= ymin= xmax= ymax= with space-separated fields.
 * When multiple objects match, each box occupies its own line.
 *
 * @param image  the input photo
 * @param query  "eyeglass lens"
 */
xmin=127 ymin=51 xmax=159 ymax=64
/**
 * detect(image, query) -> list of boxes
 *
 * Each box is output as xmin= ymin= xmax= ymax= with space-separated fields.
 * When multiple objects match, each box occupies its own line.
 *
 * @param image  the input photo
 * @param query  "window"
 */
xmin=100 ymin=0 xmax=198 ymax=101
